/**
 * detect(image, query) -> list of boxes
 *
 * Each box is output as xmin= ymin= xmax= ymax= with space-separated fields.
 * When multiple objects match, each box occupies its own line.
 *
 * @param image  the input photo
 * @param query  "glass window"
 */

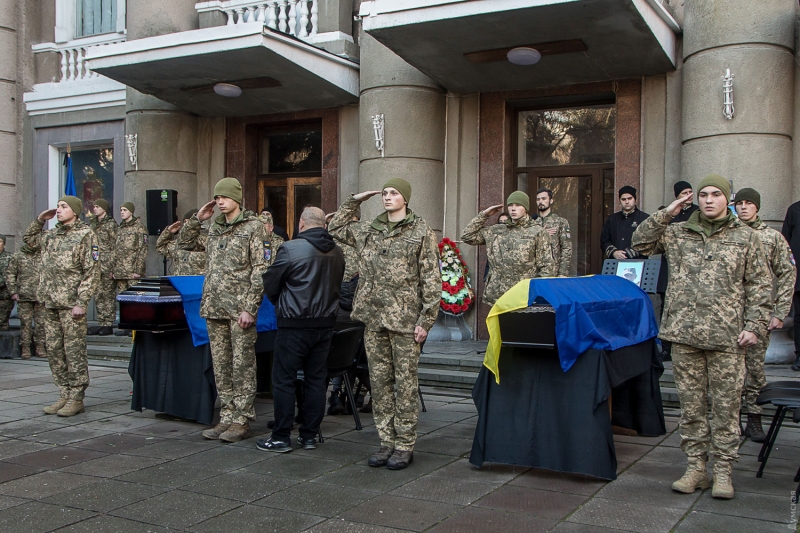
xmin=518 ymin=105 xmax=616 ymax=167
xmin=260 ymin=130 xmax=322 ymax=175
xmin=539 ymin=176 xmax=592 ymax=276
xmin=62 ymin=147 xmax=114 ymax=222
xmin=76 ymin=0 xmax=117 ymax=38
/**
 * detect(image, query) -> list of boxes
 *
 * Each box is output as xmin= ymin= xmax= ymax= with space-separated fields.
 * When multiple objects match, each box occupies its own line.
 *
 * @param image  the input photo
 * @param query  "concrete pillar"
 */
xmin=681 ymin=0 xmax=795 ymax=222
xmin=357 ymin=31 xmax=446 ymax=231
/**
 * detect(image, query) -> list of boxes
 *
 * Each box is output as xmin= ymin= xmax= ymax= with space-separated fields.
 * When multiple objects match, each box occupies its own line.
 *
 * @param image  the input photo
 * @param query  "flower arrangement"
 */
xmin=439 ymin=237 xmax=474 ymax=315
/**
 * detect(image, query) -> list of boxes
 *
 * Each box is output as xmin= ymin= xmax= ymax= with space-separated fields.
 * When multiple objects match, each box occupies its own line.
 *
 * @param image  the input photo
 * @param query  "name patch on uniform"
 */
xmin=263 ymin=241 xmax=271 ymax=261
xmin=91 ymin=245 xmax=99 ymax=261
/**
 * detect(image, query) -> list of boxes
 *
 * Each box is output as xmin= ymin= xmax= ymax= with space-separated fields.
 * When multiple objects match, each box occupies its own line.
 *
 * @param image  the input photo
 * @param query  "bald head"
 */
xmin=300 ymin=207 xmax=326 ymax=230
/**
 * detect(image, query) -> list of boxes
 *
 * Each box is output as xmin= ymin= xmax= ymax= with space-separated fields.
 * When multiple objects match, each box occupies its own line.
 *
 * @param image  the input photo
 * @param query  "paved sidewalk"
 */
xmin=0 ymin=358 xmax=798 ymax=532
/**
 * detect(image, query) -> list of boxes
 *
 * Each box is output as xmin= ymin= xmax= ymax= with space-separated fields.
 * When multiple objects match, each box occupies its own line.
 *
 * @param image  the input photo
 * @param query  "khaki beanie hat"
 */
xmin=382 ymin=178 xmax=412 ymax=204
xmin=94 ymin=198 xmax=110 ymax=212
xmin=214 ymin=177 xmax=243 ymax=204
xmin=734 ymin=188 xmax=760 ymax=210
xmin=506 ymin=191 xmax=530 ymax=212
xmin=60 ymin=196 xmax=83 ymax=217
xmin=183 ymin=208 xmax=199 ymax=221
xmin=697 ymin=174 xmax=731 ymax=201
xmin=121 ymin=201 xmax=135 ymax=214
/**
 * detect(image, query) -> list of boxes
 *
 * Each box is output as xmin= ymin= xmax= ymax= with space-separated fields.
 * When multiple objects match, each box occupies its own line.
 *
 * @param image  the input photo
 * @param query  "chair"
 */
xmin=754 ymin=387 xmax=800 ymax=479
xmin=324 ymin=326 xmax=366 ymax=437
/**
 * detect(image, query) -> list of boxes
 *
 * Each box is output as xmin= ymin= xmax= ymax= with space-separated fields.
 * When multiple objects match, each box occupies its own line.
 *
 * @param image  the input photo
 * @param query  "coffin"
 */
xmin=497 ymin=304 xmax=556 ymax=349
xmin=117 ymin=277 xmax=188 ymax=332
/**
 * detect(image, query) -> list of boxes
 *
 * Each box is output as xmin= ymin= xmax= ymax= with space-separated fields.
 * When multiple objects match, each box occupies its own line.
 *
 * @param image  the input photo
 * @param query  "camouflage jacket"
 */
xmin=262 ymin=232 xmax=283 ymax=268
xmin=461 ymin=213 xmax=555 ymax=306
xmin=749 ymin=218 xmax=796 ymax=320
xmin=632 ymin=209 xmax=772 ymax=352
xmin=6 ymin=247 xmax=41 ymax=302
xmin=340 ymin=240 xmax=360 ymax=281
xmin=0 ymin=250 xmax=11 ymax=300
xmin=179 ymin=211 xmax=268 ymax=319
xmin=536 ymin=212 xmax=572 ymax=276
xmin=89 ymin=214 xmax=117 ymax=274
xmin=328 ymin=195 xmax=441 ymax=334
xmin=23 ymin=218 xmax=100 ymax=310
xmin=156 ymin=225 xmax=209 ymax=276
xmin=113 ymin=216 xmax=148 ymax=279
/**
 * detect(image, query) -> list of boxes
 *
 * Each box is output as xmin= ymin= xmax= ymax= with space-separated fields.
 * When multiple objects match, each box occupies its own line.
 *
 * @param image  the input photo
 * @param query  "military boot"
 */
xmin=387 ymin=450 xmax=414 ymax=470
xmin=57 ymin=399 xmax=85 ymax=417
xmin=327 ymin=391 xmax=345 ymax=415
xmin=672 ymin=455 xmax=711 ymax=493
xmin=744 ymin=414 xmax=767 ymax=443
xmin=712 ymin=460 xmax=735 ymax=499
xmin=202 ymin=423 xmax=231 ymax=440
xmin=43 ymin=397 xmax=68 ymax=415
xmin=219 ymin=423 xmax=251 ymax=443
xmin=86 ymin=326 xmax=101 ymax=335
xmin=36 ymin=347 xmax=48 ymax=358
xmin=20 ymin=346 xmax=31 ymax=359
xmin=97 ymin=326 xmax=114 ymax=336
xmin=368 ymin=446 xmax=394 ymax=467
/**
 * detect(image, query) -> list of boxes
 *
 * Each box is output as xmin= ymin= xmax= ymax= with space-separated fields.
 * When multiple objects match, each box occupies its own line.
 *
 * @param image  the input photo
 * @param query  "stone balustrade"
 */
xmin=32 ymin=33 xmax=126 ymax=83
xmin=196 ymin=0 xmax=318 ymax=38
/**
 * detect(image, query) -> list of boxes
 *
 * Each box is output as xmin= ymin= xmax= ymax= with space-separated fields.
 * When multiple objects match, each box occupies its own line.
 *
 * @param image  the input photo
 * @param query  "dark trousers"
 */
xmin=794 ymin=292 xmax=800 ymax=357
xmin=271 ymin=327 xmax=334 ymax=441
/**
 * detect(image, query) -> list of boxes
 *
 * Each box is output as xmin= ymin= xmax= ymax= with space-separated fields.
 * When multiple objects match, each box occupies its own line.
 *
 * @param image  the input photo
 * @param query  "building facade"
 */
xmin=5 ymin=0 xmax=799 ymax=338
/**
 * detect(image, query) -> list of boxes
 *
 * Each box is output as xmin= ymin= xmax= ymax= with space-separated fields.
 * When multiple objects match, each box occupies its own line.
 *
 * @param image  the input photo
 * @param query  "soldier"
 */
xmin=113 ymin=202 xmax=148 ymax=335
xmin=257 ymin=211 xmax=284 ymax=267
xmin=24 ymin=196 xmax=100 ymax=417
xmin=632 ymin=174 xmax=771 ymax=500
xmin=733 ymin=188 xmax=796 ymax=442
xmin=7 ymin=243 xmax=46 ymax=358
xmin=87 ymin=199 xmax=117 ymax=335
xmin=156 ymin=209 xmax=208 ymax=276
xmin=328 ymin=178 xmax=440 ymax=470
xmin=180 ymin=177 xmax=268 ymax=443
xmin=535 ymin=188 xmax=572 ymax=276
xmin=0 ymin=236 xmax=12 ymax=330
xmin=461 ymin=190 xmax=554 ymax=306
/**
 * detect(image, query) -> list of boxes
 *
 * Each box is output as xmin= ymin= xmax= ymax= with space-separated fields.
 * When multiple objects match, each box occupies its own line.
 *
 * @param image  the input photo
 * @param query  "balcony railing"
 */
xmin=32 ymin=32 xmax=126 ymax=83
xmin=196 ymin=0 xmax=318 ymax=38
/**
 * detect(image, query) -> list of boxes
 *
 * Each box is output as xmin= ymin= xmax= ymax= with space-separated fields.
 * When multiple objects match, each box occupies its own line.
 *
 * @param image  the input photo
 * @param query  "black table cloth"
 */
xmin=469 ymin=339 xmax=665 ymax=480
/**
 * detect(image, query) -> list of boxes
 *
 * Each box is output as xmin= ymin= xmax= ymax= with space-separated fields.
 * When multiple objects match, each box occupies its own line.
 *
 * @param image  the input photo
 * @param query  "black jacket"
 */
xmin=670 ymin=203 xmax=699 ymax=224
xmin=600 ymin=207 xmax=650 ymax=258
xmin=262 ymin=227 xmax=345 ymax=328
xmin=782 ymin=201 xmax=800 ymax=290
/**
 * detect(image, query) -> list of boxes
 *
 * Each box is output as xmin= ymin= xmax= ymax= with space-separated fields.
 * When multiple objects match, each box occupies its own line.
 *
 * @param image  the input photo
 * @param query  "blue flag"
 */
xmin=64 ymin=152 xmax=76 ymax=196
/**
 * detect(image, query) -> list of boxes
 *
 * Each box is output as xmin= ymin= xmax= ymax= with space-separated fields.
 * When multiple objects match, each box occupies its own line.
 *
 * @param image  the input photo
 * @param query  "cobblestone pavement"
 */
xmin=0 ymin=358 xmax=798 ymax=532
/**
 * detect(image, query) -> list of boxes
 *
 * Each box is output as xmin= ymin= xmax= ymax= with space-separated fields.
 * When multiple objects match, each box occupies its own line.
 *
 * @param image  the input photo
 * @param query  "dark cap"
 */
xmin=619 ymin=186 xmax=637 ymax=199
xmin=673 ymin=180 xmax=692 ymax=198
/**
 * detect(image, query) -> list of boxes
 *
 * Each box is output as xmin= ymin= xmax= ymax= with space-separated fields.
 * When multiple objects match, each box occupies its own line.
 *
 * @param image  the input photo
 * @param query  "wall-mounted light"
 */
xmin=507 ymin=47 xmax=542 ymax=66
xmin=213 ymin=83 xmax=243 ymax=97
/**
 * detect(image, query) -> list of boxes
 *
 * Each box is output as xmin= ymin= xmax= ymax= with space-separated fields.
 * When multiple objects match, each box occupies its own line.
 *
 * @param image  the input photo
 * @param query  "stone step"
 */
xmin=86 ymin=334 xmax=134 ymax=345
xmin=87 ymin=344 xmax=132 ymax=362
xmin=418 ymin=368 xmax=479 ymax=390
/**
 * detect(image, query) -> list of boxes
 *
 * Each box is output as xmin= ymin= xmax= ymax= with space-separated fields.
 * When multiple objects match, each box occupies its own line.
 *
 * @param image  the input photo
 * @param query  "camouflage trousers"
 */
xmin=743 ymin=335 xmax=768 ymax=415
xmin=95 ymin=275 xmax=117 ymax=326
xmin=17 ymin=301 xmax=46 ymax=349
xmin=43 ymin=307 xmax=89 ymax=400
xmin=0 ymin=299 xmax=13 ymax=331
xmin=115 ymin=279 xmax=136 ymax=294
xmin=672 ymin=343 xmax=745 ymax=461
xmin=363 ymin=329 xmax=421 ymax=451
xmin=206 ymin=318 xmax=257 ymax=425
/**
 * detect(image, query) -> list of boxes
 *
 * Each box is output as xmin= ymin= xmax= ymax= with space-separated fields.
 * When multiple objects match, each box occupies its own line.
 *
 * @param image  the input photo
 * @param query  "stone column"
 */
xmin=357 ymin=31 xmax=446 ymax=231
xmin=681 ymin=0 xmax=795 ymax=221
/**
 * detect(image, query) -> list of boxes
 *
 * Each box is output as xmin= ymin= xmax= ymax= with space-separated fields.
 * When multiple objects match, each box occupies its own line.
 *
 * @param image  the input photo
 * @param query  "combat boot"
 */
xmin=87 ymin=326 xmax=101 ymax=335
xmin=36 ymin=347 xmax=48 ymax=358
xmin=712 ymin=460 xmax=735 ymax=499
xmin=43 ymin=397 xmax=68 ymax=415
xmin=219 ymin=423 xmax=251 ymax=443
xmin=202 ymin=423 xmax=230 ymax=440
xmin=368 ymin=446 xmax=394 ymax=467
xmin=57 ymin=399 xmax=85 ymax=417
xmin=20 ymin=346 xmax=31 ymax=359
xmin=672 ymin=455 xmax=711 ymax=493
xmin=97 ymin=326 xmax=114 ymax=336
xmin=387 ymin=450 xmax=414 ymax=470
xmin=744 ymin=414 xmax=767 ymax=443
xmin=327 ymin=391 xmax=345 ymax=415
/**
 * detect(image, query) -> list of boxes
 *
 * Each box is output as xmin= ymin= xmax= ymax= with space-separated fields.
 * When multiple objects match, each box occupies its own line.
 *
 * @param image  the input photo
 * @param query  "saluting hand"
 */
xmin=197 ymin=200 xmax=216 ymax=222
xmin=667 ymin=190 xmax=694 ymax=217
xmin=38 ymin=209 xmax=57 ymax=222
xmin=353 ymin=191 xmax=381 ymax=202
xmin=167 ymin=221 xmax=182 ymax=234
xmin=481 ymin=204 xmax=504 ymax=217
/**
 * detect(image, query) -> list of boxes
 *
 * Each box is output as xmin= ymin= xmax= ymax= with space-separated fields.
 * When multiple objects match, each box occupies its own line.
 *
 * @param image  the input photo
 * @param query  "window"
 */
xmin=260 ymin=129 xmax=322 ymax=175
xmin=62 ymin=146 xmax=115 ymax=221
xmin=76 ymin=0 xmax=117 ymax=38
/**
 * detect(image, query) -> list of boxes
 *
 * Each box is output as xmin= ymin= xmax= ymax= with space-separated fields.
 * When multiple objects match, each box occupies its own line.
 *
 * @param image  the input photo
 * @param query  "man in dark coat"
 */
xmin=670 ymin=181 xmax=700 ymax=224
xmin=600 ymin=186 xmax=649 ymax=259
xmin=781 ymin=200 xmax=800 ymax=370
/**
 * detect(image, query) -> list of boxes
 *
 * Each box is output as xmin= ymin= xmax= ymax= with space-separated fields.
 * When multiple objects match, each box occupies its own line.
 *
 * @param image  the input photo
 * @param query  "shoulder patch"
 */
xmin=791 ymin=253 xmax=796 ymax=266
xmin=263 ymin=240 xmax=272 ymax=261
xmin=91 ymin=245 xmax=99 ymax=262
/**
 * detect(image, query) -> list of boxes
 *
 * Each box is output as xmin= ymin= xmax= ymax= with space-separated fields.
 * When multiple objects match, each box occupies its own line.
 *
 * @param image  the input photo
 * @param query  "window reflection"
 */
xmin=260 ymin=130 xmax=322 ymax=175
xmin=63 ymin=147 xmax=114 ymax=222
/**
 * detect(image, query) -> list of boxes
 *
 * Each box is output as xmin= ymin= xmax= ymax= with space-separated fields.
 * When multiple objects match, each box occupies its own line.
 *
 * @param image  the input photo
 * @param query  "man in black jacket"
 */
xmin=782 ymin=200 xmax=800 ymax=370
xmin=670 ymin=181 xmax=700 ymax=224
xmin=256 ymin=207 xmax=345 ymax=452
xmin=600 ymin=186 xmax=649 ymax=259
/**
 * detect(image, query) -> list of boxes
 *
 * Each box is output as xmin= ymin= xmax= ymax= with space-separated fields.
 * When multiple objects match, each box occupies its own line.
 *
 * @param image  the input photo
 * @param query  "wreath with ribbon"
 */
xmin=439 ymin=238 xmax=474 ymax=316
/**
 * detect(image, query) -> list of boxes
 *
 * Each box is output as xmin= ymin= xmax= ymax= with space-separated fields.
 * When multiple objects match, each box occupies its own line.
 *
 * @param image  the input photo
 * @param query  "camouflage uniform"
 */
xmin=113 ymin=216 xmax=148 ymax=293
xmin=0 ymin=249 xmax=12 ymax=330
xmin=340 ymin=239 xmax=360 ymax=281
xmin=461 ymin=213 xmax=555 ymax=306
xmin=632 ymin=209 xmax=771 ymax=461
xmin=89 ymin=214 xmax=118 ymax=326
xmin=156 ymin=224 xmax=209 ymax=276
xmin=6 ymin=247 xmax=46 ymax=351
xmin=179 ymin=212 xmax=268 ymax=425
xmin=742 ymin=218 xmax=795 ymax=414
xmin=328 ymin=195 xmax=440 ymax=451
xmin=536 ymin=212 xmax=572 ymax=276
xmin=24 ymin=218 xmax=100 ymax=401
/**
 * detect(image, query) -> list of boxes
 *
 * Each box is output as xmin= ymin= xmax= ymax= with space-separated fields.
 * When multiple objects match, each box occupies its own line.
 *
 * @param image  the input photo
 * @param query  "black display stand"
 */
xmin=601 ymin=258 xmax=666 ymax=294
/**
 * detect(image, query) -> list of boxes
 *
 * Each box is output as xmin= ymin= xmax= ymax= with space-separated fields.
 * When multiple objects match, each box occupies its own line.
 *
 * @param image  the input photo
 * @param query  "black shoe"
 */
xmin=97 ymin=326 xmax=113 ymax=336
xmin=256 ymin=437 xmax=292 ymax=453
xmin=297 ymin=436 xmax=317 ymax=450
xmin=368 ymin=446 xmax=394 ymax=467
xmin=114 ymin=329 xmax=132 ymax=337
xmin=387 ymin=450 xmax=413 ymax=470
xmin=87 ymin=326 xmax=101 ymax=335
xmin=793 ymin=356 xmax=800 ymax=371
xmin=327 ymin=392 xmax=345 ymax=415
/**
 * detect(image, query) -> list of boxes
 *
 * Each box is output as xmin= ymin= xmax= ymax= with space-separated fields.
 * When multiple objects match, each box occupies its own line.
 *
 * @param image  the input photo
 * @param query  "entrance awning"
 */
xmin=86 ymin=25 xmax=359 ymax=117
xmin=359 ymin=0 xmax=679 ymax=93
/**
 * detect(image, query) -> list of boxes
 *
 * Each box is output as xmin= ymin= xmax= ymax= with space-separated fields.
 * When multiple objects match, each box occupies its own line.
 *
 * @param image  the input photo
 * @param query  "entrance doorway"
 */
xmin=258 ymin=177 xmax=321 ymax=239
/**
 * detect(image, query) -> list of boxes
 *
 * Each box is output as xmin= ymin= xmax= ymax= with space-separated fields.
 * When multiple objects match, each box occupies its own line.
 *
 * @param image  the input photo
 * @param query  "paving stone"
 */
xmin=128 ymin=420 xmax=208 ymax=438
xmin=693 ymin=490 xmax=795 ymax=523
xmin=550 ymin=522 xmax=640 ymax=533
xmin=614 ymin=442 xmax=654 ymax=471
xmin=0 ymin=461 xmax=43 ymax=483
xmin=425 ymin=422 xmax=477 ymax=440
xmin=333 ymin=427 xmax=382 ymax=446
xmin=189 ymin=503 xmax=325 ymax=533
xmin=672 ymin=510 xmax=794 ymax=533
xmin=241 ymin=453 xmax=343 ymax=480
xmin=508 ymin=468 xmax=608 ymax=496
xmin=291 ymin=439 xmax=377 ymax=464
xmin=254 ymin=480 xmax=376 ymax=517
xmin=19 ymin=425 xmax=115 ymax=446
xmin=181 ymin=470 xmax=298 ymax=502
xmin=622 ymin=458 xmax=688 ymax=481
xmin=81 ymin=416 xmax=161 ymax=433
xmin=339 ymin=494 xmax=461 ymax=532
xmin=0 ymin=501 xmax=97 ymax=533
xmin=174 ymin=444 xmax=273 ymax=472
xmin=734 ymin=453 xmax=797 ymax=475
xmin=0 ymin=419 xmax=65 ymax=439
xmin=0 ymin=470 xmax=97 ymax=499
xmin=303 ymin=519 xmax=409 ymax=533
xmin=121 ymin=438 xmax=217 ymax=460
xmin=312 ymin=453 xmax=453 ymax=492
xmin=41 ymin=479 xmax=168 ymax=512
xmin=58 ymin=453 xmax=167 ymax=478
xmin=566 ymin=497 xmax=687 ymax=533
xmin=427 ymin=506 xmax=558 ymax=533
xmin=6 ymin=445 xmax=108 ymax=469
xmin=0 ymin=494 xmax=30 ymax=511
xmin=733 ymin=471 xmax=800 ymax=497
xmin=418 ymin=409 xmax=476 ymax=423
xmin=412 ymin=435 xmax=474 ymax=456
xmin=593 ymin=472 xmax=700 ymax=509
xmin=640 ymin=444 xmax=687 ymax=464
xmin=472 ymin=485 xmax=588 ymax=520
xmin=69 ymin=432 xmax=162 ymax=453
xmin=116 ymin=458 xmax=222 ymax=488
xmin=429 ymin=458 xmax=528 ymax=484
xmin=110 ymin=489 xmax=242 ymax=529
